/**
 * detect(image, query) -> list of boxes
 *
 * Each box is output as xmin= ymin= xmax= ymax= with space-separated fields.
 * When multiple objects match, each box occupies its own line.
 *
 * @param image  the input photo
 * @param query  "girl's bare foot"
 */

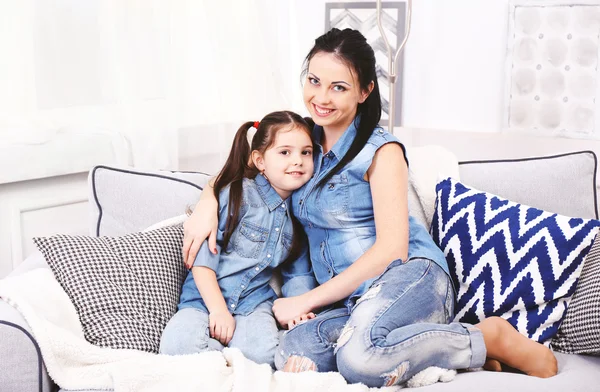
xmin=483 ymin=358 xmax=502 ymax=372
xmin=476 ymin=317 xmax=558 ymax=378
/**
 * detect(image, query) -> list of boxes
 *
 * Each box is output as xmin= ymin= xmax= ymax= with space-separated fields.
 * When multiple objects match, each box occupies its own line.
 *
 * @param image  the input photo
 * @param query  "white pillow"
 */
xmin=88 ymin=165 xmax=210 ymax=237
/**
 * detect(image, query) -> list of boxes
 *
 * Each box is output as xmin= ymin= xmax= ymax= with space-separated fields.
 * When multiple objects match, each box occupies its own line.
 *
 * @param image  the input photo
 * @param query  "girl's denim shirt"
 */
xmin=179 ymin=174 xmax=318 ymax=316
xmin=292 ymin=119 xmax=450 ymax=306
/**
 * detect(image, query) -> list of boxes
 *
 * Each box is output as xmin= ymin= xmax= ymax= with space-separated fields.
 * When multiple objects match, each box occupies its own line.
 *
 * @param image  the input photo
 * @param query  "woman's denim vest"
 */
xmin=292 ymin=119 xmax=449 ymax=304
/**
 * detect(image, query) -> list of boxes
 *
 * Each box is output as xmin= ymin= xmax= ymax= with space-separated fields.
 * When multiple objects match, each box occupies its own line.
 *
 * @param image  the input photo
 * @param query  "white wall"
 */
xmin=402 ymin=1 xmax=511 ymax=132
xmin=292 ymin=0 xmax=512 ymax=133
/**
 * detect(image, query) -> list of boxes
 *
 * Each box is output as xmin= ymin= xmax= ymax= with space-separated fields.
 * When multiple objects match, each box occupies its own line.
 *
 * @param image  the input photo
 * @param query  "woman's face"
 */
xmin=303 ymin=52 xmax=371 ymax=134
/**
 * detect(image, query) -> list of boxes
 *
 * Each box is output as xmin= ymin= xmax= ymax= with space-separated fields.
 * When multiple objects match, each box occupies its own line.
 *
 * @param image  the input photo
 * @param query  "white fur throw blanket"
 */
xmin=408 ymin=145 xmax=460 ymax=229
xmin=0 ymin=269 xmax=456 ymax=391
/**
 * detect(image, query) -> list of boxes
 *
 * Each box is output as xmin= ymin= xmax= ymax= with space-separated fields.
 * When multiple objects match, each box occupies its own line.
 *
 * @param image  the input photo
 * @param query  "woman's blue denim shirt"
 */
xmin=179 ymin=174 xmax=318 ymax=316
xmin=291 ymin=119 xmax=449 ymax=305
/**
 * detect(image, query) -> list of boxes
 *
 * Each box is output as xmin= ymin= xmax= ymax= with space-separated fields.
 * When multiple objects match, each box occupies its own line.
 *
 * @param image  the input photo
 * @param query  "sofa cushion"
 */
xmin=410 ymin=352 xmax=600 ymax=392
xmin=431 ymin=178 xmax=600 ymax=343
xmin=459 ymin=151 xmax=598 ymax=220
xmin=89 ymin=165 xmax=211 ymax=237
xmin=33 ymin=225 xmax=187 ymax=353
xmin=552 ymin=231 xmax=600 ymax=355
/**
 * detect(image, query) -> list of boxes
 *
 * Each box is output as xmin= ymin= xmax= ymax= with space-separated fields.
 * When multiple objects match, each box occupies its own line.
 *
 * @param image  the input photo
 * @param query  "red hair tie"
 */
xmin=253 ymin=121 xmax=260 ymax=129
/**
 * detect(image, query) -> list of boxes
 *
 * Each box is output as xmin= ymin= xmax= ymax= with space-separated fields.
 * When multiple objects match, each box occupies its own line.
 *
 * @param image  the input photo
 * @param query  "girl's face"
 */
xmin=252 ymin=126 xmax=314 ymax=199
xmin=303 ymin=52 xmax=372 ymax=134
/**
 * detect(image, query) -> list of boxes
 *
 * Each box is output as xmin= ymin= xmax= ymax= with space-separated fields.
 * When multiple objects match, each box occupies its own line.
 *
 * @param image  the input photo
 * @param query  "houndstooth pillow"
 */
xmin=552 ymin=232 xmax=600 ymax=355
xmin=33 ymin=224 xmax=187 ymax=353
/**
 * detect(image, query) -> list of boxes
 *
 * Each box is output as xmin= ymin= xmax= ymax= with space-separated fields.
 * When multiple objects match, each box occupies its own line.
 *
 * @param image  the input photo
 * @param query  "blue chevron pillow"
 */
xmin=431 ymin=178 xmax=600 ymax=344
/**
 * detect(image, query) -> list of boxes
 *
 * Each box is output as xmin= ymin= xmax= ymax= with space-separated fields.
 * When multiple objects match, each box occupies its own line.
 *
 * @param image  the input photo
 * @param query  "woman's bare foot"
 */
xmin=476 ymin=317 xmax=558 ymax=378
xmin=483 ymin=358 xmax=502 ymax=372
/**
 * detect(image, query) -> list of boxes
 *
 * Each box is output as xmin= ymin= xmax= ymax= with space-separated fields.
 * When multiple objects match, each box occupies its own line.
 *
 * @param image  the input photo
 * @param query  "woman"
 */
xmin=183 ymin=28 xmax=557 ymax=387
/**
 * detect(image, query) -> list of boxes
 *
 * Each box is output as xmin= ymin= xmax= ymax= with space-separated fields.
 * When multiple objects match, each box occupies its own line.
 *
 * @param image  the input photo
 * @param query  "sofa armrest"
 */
xmin=2 ymin=251 xmax=55 ymax=391
xmin=0 ymin=299 xmax=54 ymax=392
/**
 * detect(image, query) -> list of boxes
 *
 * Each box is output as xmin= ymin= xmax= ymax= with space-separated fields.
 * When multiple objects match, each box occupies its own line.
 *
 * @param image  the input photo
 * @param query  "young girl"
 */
xmin=159 ymin=111 xmax=318 ymax=368
xmin=183 ymin=29 xmax=558 ymax=387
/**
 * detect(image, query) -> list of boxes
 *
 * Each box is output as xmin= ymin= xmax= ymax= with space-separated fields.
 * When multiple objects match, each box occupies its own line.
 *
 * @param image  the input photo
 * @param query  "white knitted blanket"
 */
xmin=0 ymin=268 xmax=455 ymax=391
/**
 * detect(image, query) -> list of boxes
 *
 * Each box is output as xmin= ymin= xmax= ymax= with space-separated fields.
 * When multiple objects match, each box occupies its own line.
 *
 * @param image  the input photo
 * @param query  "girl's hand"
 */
xmin=272 ymin=296 xmax=313 ymax=327
xmin=209 ymin=310 xmax=236 ymax=346
xmin=183 ymin=198 xmax=219 ymax=269
xmin=287 ymin=312 xmax=316 ymax=330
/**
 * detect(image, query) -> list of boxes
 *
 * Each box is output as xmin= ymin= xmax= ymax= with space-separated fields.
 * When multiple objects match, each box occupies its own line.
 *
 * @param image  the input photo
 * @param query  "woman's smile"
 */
xmin=312 ymin=103 xmax=335 ymax=117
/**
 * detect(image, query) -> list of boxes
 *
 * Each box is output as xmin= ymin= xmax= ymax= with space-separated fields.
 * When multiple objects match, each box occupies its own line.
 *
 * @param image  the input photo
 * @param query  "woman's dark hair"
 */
xmin=302 ymin=28 xmax=382 ymax=187
xmin=213 ymin=110 xmax=311 ymax=264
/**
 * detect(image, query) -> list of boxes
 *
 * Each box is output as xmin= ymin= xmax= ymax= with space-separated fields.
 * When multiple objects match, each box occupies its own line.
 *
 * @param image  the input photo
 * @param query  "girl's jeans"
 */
xmin=160 ymin=301 xmax=279 ymax=368
xmin=275 ymin=258 xmax=487 ymax=387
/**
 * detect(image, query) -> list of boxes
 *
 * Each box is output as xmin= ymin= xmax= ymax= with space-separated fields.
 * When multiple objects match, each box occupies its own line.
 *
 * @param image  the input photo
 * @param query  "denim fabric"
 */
xmin=281 ymin=119 xmax=486 ymax=386
xmin=276 ymin=259 xmax=486 ymax=387
xmin=179 ymin=174 xmax=318 ymax=316
xmin=291 ymin=119 xmax=450 ymax=304
xmin=160 ymin=301 xmax=279 ymax=367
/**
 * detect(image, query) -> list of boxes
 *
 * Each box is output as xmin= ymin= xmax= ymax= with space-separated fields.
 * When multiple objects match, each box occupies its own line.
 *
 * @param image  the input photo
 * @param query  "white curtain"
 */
xmin=0 ymin=0 xmax=308 ymax=171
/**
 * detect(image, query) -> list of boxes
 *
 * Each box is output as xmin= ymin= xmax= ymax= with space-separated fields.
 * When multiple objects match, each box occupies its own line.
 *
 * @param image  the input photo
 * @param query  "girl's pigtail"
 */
xmin=214 ymin=121 xmax=254 ymax=252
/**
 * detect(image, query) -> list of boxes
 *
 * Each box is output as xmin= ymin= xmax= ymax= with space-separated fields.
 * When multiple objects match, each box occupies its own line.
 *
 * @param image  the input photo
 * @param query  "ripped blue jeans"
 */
xmin=275 ymin=258 xmax=487 ymax=387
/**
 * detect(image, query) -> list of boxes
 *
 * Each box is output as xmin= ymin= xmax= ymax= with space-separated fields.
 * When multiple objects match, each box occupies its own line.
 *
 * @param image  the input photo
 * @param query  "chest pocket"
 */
xmin=316 ymin=174 xmax=349 ymax=215
xmin=233 ymin=220 xmax=269 ymax=259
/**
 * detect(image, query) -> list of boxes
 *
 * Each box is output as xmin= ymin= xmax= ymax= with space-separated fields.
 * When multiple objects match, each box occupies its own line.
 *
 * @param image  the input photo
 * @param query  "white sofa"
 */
xmin=1 ymin=128 xmax=600 ymax=392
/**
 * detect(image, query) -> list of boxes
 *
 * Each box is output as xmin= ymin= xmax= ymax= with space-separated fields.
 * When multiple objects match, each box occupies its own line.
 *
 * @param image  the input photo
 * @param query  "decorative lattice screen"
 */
xmin=326 ymin=2 xmax=406 ymax=127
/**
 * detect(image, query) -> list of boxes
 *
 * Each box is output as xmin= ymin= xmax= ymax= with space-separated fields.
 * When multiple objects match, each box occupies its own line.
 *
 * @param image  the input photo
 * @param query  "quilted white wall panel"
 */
xmin=506 ymin=1 xmax=600 ymax=138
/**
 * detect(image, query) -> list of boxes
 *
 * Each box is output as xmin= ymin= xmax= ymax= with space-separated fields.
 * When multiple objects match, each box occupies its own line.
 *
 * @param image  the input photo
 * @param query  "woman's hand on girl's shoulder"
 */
xmin=183 ymin=198 xmax=219 ymax=268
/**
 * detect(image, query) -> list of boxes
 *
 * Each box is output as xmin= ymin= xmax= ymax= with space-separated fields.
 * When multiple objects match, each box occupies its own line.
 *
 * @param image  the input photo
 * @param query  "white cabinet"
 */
xmin=0 ymin=131 xmax=130 ymax=278
xmin=0 ymin=173 xmax=89 ymax=277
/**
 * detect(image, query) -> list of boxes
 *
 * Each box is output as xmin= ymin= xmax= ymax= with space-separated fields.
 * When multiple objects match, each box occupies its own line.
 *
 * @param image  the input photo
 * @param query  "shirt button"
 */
xmin=281 ymin=204 xmax=286 ymax=209
xmin=378 ymin=129 xmax=384 ymax=134
xmin=230 ymin=303 xmax=236 ymax=308
xmin=241 ymin=285 xmax=245 ymax=289
xmin=275 ymin=228 xmax=279 ymax=232
xmin=267 ymin=254 xmax=271 ymax=258
xmin=255 ymin=267 xmax=260 ymax=271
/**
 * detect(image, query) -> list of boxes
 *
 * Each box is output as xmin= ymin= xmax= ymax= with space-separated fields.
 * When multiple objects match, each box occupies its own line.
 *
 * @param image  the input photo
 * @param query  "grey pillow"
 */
xmin=33 ymin=225 xmax=187 ymax=353
xmin=552 ymin=232 xmax=600 ymax=355
xmin=459 ymin=151 xmax=598 ymax=220
xmin=89 ymin=165 xmax=211 ymax=237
